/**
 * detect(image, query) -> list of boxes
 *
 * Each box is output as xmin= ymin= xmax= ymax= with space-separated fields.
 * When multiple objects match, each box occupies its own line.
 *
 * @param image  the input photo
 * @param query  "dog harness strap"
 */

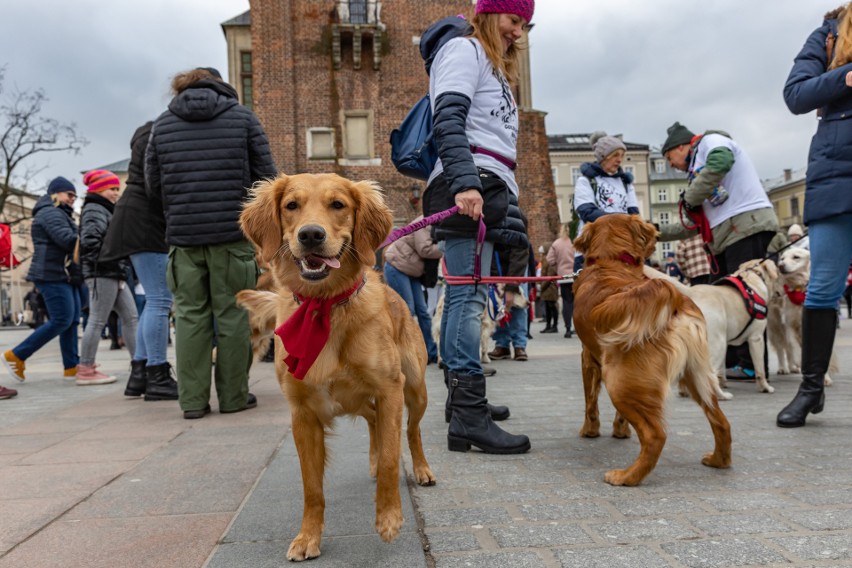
xmin=275 ymin=276 xmax=365 ymax=380
xmin=717 ymin=275 xmax=767 ymax=342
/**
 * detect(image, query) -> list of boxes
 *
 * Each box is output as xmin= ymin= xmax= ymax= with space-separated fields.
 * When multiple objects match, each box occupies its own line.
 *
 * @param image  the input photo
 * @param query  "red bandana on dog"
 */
xmin=784 ymin=284 xmax=806 ymax=306
xmin=274 ymin=276 xmax=365 ymax=380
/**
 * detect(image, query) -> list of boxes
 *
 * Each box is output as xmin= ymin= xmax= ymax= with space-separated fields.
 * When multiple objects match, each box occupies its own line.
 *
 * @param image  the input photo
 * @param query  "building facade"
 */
xmin=224 ymin=0 xmax=561 ymax=250
xmin=765 ymin=167 xmax=806 ymax=232
xmin=648 ymin=149 xmax=689 ymax=260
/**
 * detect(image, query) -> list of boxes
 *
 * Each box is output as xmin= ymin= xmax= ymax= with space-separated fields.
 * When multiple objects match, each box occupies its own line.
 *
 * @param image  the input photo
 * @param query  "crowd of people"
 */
xmin=3 ymin=1 xmax=851 ymax=453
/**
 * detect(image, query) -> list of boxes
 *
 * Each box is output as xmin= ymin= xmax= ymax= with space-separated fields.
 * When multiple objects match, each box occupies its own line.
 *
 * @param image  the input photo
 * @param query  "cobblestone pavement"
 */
xmin=408 ymin=317 xmax=852 ymax=568
xmin=2 ymin=316 xmax=852 ymax=568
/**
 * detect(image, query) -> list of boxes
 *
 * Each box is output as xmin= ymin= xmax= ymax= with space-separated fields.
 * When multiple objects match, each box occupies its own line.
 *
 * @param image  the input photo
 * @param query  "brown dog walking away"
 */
xmin=572 ymin=214 xmax=732 ymax=486
xmin=237 ymin=173 xmax=435 ymax=562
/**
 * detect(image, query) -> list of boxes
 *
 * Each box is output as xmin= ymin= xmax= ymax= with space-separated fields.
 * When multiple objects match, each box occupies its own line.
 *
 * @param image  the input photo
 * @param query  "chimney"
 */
xmin=783 ymin=168 xmax=792 ymax=182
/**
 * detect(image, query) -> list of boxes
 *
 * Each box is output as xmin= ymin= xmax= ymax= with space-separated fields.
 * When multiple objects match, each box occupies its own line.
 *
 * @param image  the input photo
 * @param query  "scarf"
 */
xmin=273 ymin=276 xmax=364 ymax=380
xmin=784 ymin=284 xmax=806 ymax=306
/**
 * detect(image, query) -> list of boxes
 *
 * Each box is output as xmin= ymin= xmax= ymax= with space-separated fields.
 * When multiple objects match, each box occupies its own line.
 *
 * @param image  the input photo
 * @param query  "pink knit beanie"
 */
xmin=475 ymin=0 xmax=535 ymax=23
xmin=82 ymin=169 xmax=120 ymax=193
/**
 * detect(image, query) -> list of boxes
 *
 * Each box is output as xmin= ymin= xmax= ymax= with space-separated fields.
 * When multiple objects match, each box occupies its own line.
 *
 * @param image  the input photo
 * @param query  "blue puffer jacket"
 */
xmin=26 ymin=194 xmax=78 ymax=283
xmin=783 ymin=17 xmax=852 ymax=224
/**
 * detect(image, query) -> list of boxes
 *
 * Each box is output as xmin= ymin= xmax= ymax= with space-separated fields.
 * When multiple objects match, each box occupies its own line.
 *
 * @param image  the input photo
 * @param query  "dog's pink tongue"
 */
xmin=309 ymin=255 xmax=340 ymax=269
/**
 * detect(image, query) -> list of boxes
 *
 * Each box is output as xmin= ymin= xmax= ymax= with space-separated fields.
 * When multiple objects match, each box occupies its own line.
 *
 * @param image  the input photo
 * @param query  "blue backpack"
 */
xmin=389 ymin=94 xmax=436 ymax=181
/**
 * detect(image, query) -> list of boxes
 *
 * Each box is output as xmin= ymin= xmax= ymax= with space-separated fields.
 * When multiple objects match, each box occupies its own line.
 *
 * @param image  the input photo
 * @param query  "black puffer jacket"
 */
xmin=100 ymin=121 xmax=167 ymax=261
xmin=26 ymin=195 xmax=78 ymax=283
xmin=80 ymin=193 xmax=127 ymax=280
xmin=146 ymin=79 xmax=277 ymax=246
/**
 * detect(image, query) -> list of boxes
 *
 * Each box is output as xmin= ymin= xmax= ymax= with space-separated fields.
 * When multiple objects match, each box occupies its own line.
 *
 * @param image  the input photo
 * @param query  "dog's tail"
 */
xmin=236 ymin=289 xmax=280 ymax=358
xmin=592 ymin=279 xmax=685 ymax=349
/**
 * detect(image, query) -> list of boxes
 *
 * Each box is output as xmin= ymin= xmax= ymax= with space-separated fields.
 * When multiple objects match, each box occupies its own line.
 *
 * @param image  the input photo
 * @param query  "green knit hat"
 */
xmin=661 ymin=122 xmax=695 ymax=155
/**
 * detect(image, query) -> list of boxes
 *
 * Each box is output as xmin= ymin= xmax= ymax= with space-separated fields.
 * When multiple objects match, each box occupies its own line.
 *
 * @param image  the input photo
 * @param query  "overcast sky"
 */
xmin=0 ymin=0 xmax=841 ymax=193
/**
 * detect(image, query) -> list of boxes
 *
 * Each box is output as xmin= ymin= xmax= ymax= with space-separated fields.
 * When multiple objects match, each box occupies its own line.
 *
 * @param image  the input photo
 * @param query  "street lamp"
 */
xmin=409 ymin=184 xmax=421 ymax=207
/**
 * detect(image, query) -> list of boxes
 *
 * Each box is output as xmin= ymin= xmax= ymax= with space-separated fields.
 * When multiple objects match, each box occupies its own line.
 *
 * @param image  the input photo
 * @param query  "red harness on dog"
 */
xmin=274 ymin=275 xmax=365 ymax=380
xmin=715 ymin=275 xmax=767 ymax=341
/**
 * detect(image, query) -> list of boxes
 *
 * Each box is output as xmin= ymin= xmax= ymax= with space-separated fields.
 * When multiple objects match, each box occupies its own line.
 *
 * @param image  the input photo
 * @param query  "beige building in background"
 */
xmin=765 ymin=167 xmax=806 ymax=232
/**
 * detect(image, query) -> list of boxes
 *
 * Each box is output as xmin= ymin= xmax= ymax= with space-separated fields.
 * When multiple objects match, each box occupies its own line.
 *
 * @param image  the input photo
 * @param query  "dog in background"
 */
xmin=572 ymin=214 xmax=731 ymax=486
xmin=237 ymin=173 xmax=435 ymax=562
xmin=768 ymin=247 xmax=838 ymax=384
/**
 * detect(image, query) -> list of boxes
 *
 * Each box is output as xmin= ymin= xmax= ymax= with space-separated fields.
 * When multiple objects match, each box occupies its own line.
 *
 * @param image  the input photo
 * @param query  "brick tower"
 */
xmin=248 ymin=0 xmax=560 ymax=248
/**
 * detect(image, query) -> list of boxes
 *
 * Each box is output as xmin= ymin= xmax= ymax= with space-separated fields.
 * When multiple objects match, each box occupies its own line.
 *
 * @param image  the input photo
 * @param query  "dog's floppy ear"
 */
xmin=351 ymin=180 xmax=393 ymax=266
xmin=241 ymin=176 xmax=285 ymax=264
xmin=573 ymin=222 xmax=592 ymax=254
xmin=640 ymin=219 xmax=660 ymax=259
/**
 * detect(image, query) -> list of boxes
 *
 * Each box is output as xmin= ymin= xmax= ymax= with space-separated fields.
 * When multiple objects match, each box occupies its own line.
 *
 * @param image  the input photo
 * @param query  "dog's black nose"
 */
xmin=298 ymin=224 xmax=326 ymax=248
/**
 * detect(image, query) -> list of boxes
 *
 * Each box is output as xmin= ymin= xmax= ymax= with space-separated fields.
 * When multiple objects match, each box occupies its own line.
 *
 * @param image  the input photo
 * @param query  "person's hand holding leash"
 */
xmin=455 ymin=189 xmax=483 ymax=221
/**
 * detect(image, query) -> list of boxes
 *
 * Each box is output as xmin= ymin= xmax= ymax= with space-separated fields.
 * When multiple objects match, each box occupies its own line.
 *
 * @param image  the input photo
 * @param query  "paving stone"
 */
xmin=490 ymin=523 xmax=593 ymax=548
xmin=426 ymin=529 xmax=480 ymax=553
xmin=662 ymin=538 xmax=788 ymax=567
xmin=592 ymin=518 xmax=699 ymax=543
xmin=610 ymin=496 xmax=701 ymax=517
xmin=520 ymin=501 xmax=611 ymax=522
xmin=554 ymin=545 xmax=674 ymax=568
xmin=698 ymin=492 xmax=798 ymax=512
xmin=434 ymin=551 xmax=547 ymax=568
xmin=420 ymin=506 xmax=513 ymax=528
xmin=781 ymin=509 xmax=852 ymax=531
xmin=770 ymin=533 xmax=852 ymax=561
xmin=686 ymin=512 xmax=794 ymax=536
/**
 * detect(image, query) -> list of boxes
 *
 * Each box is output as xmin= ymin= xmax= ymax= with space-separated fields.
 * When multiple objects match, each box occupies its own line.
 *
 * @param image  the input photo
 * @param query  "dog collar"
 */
xmin=586 ymin=253 xmax=641 ymax=267
xmin=275 ymin=274 xmax=366 ymax=380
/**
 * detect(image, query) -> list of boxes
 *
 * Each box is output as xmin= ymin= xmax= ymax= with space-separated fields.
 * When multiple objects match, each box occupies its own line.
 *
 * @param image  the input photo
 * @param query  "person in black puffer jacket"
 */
xmin=77 ymin=170 xmax=136 ymax=386
xmin=100 ymin=121 xmax=178 ymax=402
xmin=146 ymin=67 xmax=277 ymax=419
xmin=420 ymin=1 xmax=534 ymax=456
xmin=3 ymin=177 xmax=82 ymax=389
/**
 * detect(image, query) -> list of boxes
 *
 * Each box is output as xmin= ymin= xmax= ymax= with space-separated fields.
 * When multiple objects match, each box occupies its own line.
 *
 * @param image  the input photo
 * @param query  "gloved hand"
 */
xmin=679 ymin=191 xmax=701 ymax=213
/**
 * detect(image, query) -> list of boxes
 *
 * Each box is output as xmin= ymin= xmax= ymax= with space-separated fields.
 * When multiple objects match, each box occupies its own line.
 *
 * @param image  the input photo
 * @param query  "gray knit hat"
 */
xmin=661 ymin=122 xmax=695 ymax=155
xmin=590 ymin=131 xmax=626 ymax=163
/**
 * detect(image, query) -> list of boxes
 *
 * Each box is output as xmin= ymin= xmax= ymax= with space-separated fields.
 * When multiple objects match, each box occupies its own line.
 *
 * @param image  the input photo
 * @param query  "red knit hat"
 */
xmin=475 ymin=0 xmax=534 ymax=23
xmin=82 ymin=169 xmax=120 ymax=193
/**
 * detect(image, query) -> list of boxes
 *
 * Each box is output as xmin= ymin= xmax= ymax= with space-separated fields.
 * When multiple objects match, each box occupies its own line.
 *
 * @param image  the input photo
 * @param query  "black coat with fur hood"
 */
xmin=145 ymin=79 xmax=277 ymax=246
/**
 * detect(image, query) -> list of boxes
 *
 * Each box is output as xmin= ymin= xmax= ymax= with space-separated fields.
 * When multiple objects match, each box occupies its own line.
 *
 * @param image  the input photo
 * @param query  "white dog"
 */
xmin=648 ymin=258 xmax=779 ymax=398
xmin=768 ymin=247 xmax=838 ymax=384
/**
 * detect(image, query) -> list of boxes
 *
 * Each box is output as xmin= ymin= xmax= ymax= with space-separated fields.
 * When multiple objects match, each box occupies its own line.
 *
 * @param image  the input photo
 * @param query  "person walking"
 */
xmin=573 ymin=131 xmax=641 ymax=272
xmin=538 ymin=244 xmax=560 ymax=334
xmin=488 ymin=241 xmax=531 ymax=362
xmin=777 ymin=3 xmax=852 ymax=427
xmin=546 ymin=223 xmax=576 ymax=337
xmin=146 ymin=66 xmax=277 ymax=419
xmin=100 ymin=121 xmax=178 ymax=401
xmin=383 ymin=215 xmax=443 ymax=364
xmin=77 ymin=170 xmax=136 ymax=386
xmin=420 ymin=1 xmax=534 ymax=454
xmin=658 ymin=121 xmax=779 ymax=379
xmin=3 ymin=177 xmax=82 ymax=383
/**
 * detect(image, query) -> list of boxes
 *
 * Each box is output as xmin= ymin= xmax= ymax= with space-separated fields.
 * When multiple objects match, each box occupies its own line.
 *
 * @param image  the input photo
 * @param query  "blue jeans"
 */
xmin=805 ymin=213 xmax=852 ymax=309
xmin=439 ymin=238 xmax=494 ymax=375
xmin=383 ymin=262 xmax=437 ymax=360
xmin=493 ymin=305 xmax=528 ymax=350
xmin=13 ymin=281 xmax=80 ymax=370
xmin=131 ymin=252 xmax=172 ymax=365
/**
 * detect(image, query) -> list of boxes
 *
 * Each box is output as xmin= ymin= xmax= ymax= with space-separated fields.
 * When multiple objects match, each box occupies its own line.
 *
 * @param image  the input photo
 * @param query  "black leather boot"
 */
xmin=144 ymin=362 xmax=179 ymax=401
xmin=444 ymin=368 xmax=510 ymax=423
xmin=777 ymin=308 xmax=836 ymax=428
xmin=124 ymin=359 xmax=147 ymax=397
xmin=447 ymin=372 xmax=530 ymax=454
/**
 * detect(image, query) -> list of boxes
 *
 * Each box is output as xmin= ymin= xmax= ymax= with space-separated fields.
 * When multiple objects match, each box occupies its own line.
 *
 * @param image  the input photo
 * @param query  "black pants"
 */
xmin=544 ymin=300 xmax=558 ymax=329
xmin=559 ymin=283 xmax=574 ymax=333
xmin=844 ymin=285 xmax=852 ymax=317
xmin=715 ymin=231 xmax=775 ymax=372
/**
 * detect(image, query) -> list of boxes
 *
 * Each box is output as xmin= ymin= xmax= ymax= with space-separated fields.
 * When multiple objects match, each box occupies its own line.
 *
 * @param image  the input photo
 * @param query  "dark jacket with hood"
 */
xmin=783 ymin=15 xmax=852 ymax=224
xmin=146 ymin=79 xmax=277 ymax=246
xmin=26 ymin=194 xmax=79 ymax=283
xmin=100 ymin=121 xmax=167 ymax=262
xmin=80 ymin=193 xmax=128 ymax=280
xmin=419 ymin=16 xmax=528 ymax=250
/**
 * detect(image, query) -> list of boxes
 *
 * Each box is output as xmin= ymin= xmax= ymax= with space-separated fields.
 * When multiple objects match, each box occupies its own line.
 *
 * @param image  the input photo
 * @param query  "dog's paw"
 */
xmin=777 ymin=367 xmax=789 ymax=375
xmin=604 ymin=468 xmax=640 ymax=486
xmin=702 ymin=451 xmax=731 ymax=469
xmin=376 ymin=508 xmax=404 ymax=543
xmin=757 ymin=381 xmax=775 ymax=394
xmin=287 ymin=533 xmax=322 ymax=562
xmin=579 ymin=421 xmax=600 ymax=438
xmin=481 ymin=355 xmax=491 ymax=364
xmin=825 ymin=374 xmax=833 ymax=387
xmin=717 ymin=389 xmax=733 ymax=401
xmin=790 ymin=365 xmax=801 ymax=374
xmin=413 ymin=465 xmax=436 ymax=486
